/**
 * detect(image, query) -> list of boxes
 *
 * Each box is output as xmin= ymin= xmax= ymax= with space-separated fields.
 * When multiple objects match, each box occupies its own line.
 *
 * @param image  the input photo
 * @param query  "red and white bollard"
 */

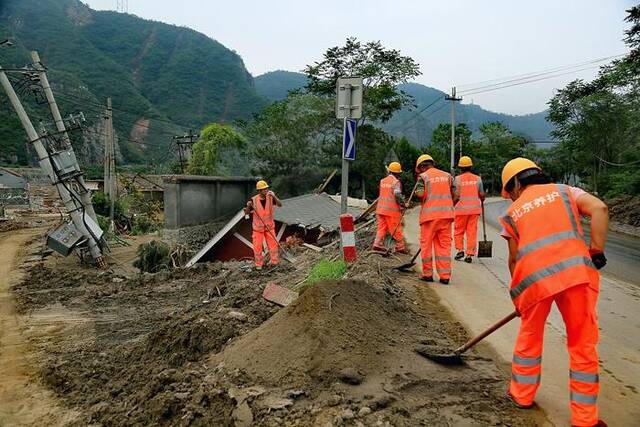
xmin=339 ymin=214 xmax=357 ymax=263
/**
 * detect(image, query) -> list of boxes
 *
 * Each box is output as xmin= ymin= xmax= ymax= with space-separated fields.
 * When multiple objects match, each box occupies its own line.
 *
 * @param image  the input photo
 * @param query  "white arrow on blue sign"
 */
xmin=342 ymin=118 xmax=357 ymax=161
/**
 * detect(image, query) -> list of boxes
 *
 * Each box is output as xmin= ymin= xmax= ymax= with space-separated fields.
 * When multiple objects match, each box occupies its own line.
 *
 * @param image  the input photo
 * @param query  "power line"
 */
xmin=460 ymin=64 xmax=607 ymax=96
xmin=393 ymin=95 xmax=445 ymax=130
xmin=457 ymin=53 xmax=626 ymax=92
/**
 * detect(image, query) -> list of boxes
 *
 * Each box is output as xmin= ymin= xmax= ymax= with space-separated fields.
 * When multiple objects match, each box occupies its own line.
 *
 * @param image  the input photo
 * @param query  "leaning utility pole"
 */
xmin=31 ymin=51 xmax=97 ymax=222
xmin=445 ymin=87 xmax=462 ymax=175
xmin=0 ymin=62 xmax=105 ymax=266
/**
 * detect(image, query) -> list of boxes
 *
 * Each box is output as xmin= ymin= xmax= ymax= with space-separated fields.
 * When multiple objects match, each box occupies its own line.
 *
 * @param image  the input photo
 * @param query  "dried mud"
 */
xmin=9 ymin=227 xmax=548 ymax=426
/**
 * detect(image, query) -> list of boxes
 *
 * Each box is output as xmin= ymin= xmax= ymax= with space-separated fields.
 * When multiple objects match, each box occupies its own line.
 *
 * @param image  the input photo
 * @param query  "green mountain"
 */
xmin=255 ymin=70 xmax=309 ymax=101
xmin=0 ymin=0 xmax=266 ymax=166
xmin=254 ymin=73 xmax=554 ymax=144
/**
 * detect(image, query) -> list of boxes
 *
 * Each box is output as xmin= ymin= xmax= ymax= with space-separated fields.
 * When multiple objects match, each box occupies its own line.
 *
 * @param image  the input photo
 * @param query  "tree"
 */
xmin=188 ymin=124 xmax=246 ymax=176
xmin=428 ymin=123 xmax=473 ymax=168
xmin=244 ymin=94 xmax=339 ymax=196
xmin=304 ymin=38 xmax=421 ymax=123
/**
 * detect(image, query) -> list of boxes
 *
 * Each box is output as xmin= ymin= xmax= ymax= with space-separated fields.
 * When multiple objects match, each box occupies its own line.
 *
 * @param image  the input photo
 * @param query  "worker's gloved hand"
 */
xmin=268 ymin=190 xmax=276 ymax=198
xmin=589 ymin=249 xmax=607 ymax=270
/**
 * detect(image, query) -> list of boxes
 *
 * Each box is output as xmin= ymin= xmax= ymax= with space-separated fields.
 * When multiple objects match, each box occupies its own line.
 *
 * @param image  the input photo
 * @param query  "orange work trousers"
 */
xmin=373 ymin=214 xmax=406 ymax=251
xmin=252 ymin=229 xmax=279 ymax=267
xmin=454 ymin=214 xmax=479 ymax=255
xmin=419 ymin=219 xmax=452 ymax=280
xmin=510 ymin=283 xmax=599 ymax=426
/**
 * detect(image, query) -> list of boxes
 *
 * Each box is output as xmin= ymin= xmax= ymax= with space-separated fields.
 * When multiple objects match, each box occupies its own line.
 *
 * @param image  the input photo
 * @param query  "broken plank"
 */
xmin=302 ymin=243 xmax=323 ymax=252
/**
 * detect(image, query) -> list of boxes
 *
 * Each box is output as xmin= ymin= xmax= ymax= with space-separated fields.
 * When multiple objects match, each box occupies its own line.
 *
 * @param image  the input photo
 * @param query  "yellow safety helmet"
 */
xmin=256 ymin=180 xmax=269 ymax=190
xmin=415 ymin=154 xmax=434 ymax=169
xmin=387 ymin=161 xmax=402 ymax=174
xmin=458 ymin=156 xmax=473 ymax=167
xmin=501 ymin=157 xmax=541 ymax=198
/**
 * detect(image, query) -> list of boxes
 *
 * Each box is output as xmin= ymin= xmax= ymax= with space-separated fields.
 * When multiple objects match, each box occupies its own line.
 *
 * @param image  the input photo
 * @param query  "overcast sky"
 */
xmin=84 ymin=0 xmax=633 ymax=115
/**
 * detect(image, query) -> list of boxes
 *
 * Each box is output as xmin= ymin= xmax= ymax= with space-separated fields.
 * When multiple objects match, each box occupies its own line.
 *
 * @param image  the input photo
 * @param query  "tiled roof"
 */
xmin=275 ymin=193 xmax=363 ymax=232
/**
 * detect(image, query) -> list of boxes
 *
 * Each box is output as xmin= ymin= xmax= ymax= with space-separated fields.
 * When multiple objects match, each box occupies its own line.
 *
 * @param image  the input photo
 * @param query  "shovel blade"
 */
xmin=477 ymin=240 xmax=493 ymax=258
xmin=393 ymin=261 xmax=416 ymax=272
xmin=415 ymin=346 xmax=464 ymax=366
xmin=263 ymin=282 xmax=298 ymax=306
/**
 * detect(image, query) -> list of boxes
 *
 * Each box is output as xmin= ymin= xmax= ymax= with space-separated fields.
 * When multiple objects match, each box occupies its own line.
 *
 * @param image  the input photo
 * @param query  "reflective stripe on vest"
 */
xmin=252 ymin=194 xmax=274 ymax=231
xmin=419 ymin=168 xmax=454 ymax=222
xmin=376 ymin=175 xmax=402 ymax=218
xmin=454 ymin=172 xmax=482 ymax=215
xmin=503 ymin=184 xmax=595 ymax=311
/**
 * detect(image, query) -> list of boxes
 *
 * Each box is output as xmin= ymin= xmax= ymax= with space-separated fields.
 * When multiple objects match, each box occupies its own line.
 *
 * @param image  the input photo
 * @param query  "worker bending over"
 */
xmin=373 ymin=162 xmax=407 ymax=253
xmin=244 ymin=180 xmax=282 ymax=270
xmin=415 ymin=154 xmax=457 ymax=284
xmin=499 ymin=158 xmax=608 ymax=427
xmin=453 ymin=156 xmax=485 ymax=263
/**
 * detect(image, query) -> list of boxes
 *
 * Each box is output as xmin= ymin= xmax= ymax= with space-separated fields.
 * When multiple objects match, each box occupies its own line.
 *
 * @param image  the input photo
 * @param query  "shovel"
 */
xmin=393 ymin=248 xmax=421 ymax=272
xmin=416 ymin=310 xmax=518 ymax=365
xmin=384 ymin=180 xmax=420 ymax=255
xmin=477 ymin=200 xmax=493 ymax=258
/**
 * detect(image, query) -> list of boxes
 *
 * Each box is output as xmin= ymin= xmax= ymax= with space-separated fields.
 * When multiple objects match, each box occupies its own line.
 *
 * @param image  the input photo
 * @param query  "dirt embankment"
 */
xmin=9 ymin=228 xmax=548 ymax=426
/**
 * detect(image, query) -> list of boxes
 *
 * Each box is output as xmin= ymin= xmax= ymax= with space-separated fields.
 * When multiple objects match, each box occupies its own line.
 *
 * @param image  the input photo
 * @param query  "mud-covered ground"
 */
xmin=8 ymin=227 xmax=548 ymax=426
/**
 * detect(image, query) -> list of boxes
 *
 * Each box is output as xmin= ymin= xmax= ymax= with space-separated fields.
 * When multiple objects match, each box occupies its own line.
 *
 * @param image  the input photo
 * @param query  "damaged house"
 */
xmin=186 ymin=193 xmax=364 ymax=266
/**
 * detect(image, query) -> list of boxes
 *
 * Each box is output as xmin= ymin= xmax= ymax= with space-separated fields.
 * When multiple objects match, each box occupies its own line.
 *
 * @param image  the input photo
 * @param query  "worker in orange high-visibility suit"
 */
xmin=244 ymin=180 xmax=283 ymax=270
xmin=414 ymin=154 xmax=457 ymax=284
xmin=373 ymin=162 xmax=408 ymax=253
xmin=453 ymin=156 xmax=485 ymax=263
xmin=499 ymin=158 xmax=608 ymax=427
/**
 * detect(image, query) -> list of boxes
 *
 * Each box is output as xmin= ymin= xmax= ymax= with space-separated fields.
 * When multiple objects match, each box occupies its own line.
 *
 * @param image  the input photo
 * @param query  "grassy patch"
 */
xmin=298 ymin=259 xmax=347 ymax=294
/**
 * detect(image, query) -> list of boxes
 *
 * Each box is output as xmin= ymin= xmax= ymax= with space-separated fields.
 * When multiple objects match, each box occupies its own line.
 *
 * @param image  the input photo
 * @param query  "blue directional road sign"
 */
xmin=342 ymin=118 xmax=357 ymax=161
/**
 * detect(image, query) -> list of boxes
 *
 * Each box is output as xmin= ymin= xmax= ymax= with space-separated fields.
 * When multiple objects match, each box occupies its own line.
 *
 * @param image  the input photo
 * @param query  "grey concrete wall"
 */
xmin=163 ymin=175 xmax=256 ymax=230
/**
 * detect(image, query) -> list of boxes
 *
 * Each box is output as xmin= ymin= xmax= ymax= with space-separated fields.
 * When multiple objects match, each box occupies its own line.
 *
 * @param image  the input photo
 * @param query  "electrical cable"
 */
xmin=457 ymin=53 xmax=626 ymax=92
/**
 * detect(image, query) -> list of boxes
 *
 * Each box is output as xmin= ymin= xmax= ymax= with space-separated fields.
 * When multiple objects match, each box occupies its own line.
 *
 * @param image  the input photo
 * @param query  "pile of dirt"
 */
xmin=608 ymin=194 xmax=640 ymax=227
xmin=209 ymin=279 xmax=543 ymax=426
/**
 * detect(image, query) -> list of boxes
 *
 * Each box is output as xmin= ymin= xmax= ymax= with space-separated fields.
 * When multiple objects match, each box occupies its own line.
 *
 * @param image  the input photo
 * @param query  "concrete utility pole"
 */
xmin=104 ymin=97 xmax=116 ymax=230
xmin=0 ymin=65 xmax=104 ymax=265
xmin=445 ymin=87 xmax=462 ymax=175
xmin=31 ymin=51 xmax=97 ymax=222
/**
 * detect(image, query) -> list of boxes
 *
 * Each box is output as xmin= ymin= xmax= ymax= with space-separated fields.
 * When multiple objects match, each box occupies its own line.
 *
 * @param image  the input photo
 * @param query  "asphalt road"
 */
xmin=484 ymin=199 xmax=640 ymax=286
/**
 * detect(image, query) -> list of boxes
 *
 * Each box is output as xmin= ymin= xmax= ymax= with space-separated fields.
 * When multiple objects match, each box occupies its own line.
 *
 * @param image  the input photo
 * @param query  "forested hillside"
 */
xmin=255 ymin=73 xmax=554 ymax=143
xmin=0 ymin=0 xmax=265 ymax=167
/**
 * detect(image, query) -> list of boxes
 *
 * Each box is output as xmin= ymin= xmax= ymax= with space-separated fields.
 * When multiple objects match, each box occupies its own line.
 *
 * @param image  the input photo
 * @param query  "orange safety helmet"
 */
xmin=415 ymin=154 xmax=434 ymax=169
xmin=501 ymin=157 xmax=541 ymax=198
xmin=387 ymin=161 xmax=402 ymax=174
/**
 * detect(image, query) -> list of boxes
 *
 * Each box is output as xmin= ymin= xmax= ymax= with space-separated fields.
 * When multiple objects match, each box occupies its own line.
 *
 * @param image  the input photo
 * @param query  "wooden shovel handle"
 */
xmin=454 ymin=310 xmax=518 ymax=355
xmin=481 ymin=200 xmax=488 ymax=241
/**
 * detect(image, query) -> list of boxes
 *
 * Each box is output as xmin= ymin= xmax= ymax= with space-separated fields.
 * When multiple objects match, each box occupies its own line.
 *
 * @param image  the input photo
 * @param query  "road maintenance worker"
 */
xmin=453 ymin=156 xmax=485 ymax=263
xmin=373 ymin=161 xmax=407 ymax=254
xmin=414 ymin=154 xmax=457 ymax=284
xmin=499 ymin=158 xmax=608 ymax=427
xmin=244 ymin=180 xmax=283 ymax=270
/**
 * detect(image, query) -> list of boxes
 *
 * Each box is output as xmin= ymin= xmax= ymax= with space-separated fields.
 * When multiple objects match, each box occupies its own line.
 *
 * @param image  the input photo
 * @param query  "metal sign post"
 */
xmin=336 ymin=77 xmax=363 ymax=214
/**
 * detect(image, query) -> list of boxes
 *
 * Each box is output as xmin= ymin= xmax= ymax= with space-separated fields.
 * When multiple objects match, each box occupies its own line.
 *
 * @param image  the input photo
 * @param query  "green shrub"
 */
xmin=133 ymin=240 xmax=171 ymax=273
xmin=131 ymin=215 xmax=159 ymax=235
xmin=298 ymin=259 xmax=347 ymax=294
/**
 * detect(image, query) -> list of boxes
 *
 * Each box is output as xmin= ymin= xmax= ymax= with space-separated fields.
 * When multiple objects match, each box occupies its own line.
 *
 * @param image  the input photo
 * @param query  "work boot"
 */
xmin=439 ymin=278 xmax=450 ymax=285
xmin=464 ymin=256 xmax=473 ymax=263
xmin=505 ymin=392 xmax=534 ymax=409
xmin=420 ymin=276 xmax=434 ymax=282
xmin=372 ymin=246 xmax=387 ymax=253
xmin=454 ymin=251 xmax=465 ymax=260
xmin=255 ymin=265 xmax=263 ymax=271
xmin=395 ymin=248 xmax=409 ymax=255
